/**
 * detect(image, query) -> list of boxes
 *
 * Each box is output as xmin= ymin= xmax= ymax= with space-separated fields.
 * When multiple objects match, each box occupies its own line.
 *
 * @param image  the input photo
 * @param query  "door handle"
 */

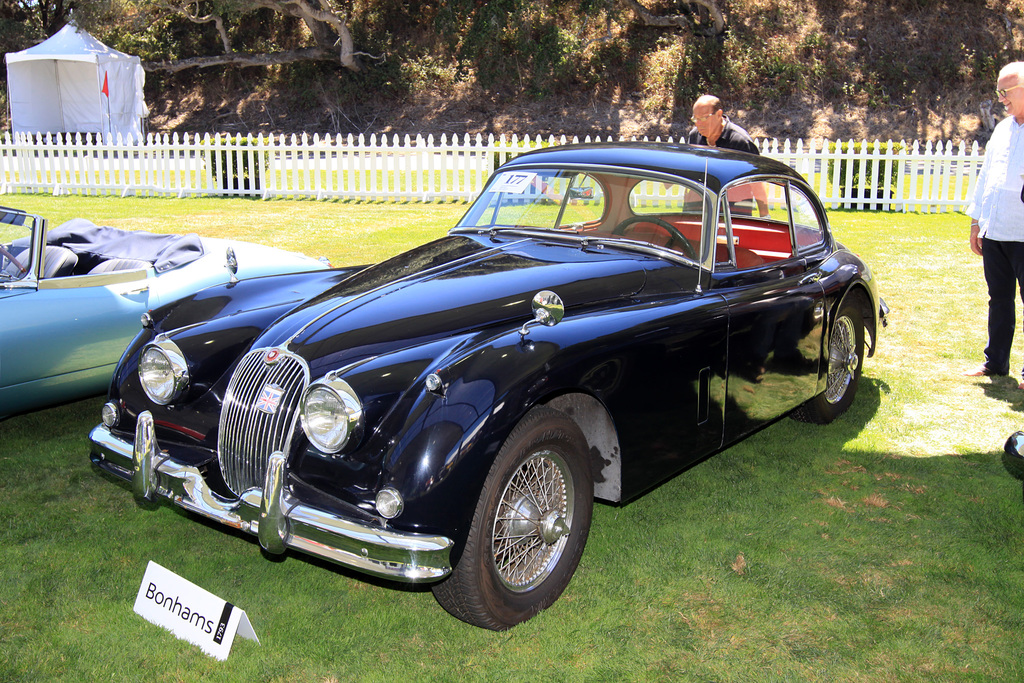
xmin=799 ymin=272 xmax=821 ymax=286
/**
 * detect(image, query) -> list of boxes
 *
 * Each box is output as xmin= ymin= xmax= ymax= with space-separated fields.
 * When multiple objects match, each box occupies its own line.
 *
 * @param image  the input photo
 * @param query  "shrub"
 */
xmin=209 ymin=136 xmax=267 ymax=192
xmin=828 ymin=140 xmax=905 ymax=202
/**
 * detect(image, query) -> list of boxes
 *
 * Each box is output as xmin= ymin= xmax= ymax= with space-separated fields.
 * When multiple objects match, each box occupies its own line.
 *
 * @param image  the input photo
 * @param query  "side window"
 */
xmin=715 ymin=196 xmax=733 ymax=267
xmin=790 ymin=186 xmax=826 ymax=252
xmin=628 ymin=180 xmax=700 ymax=216
xmin=716 ymin=180 xmax=795 ymax=270
xmin=618 ymin=179 xmax=704 ymax=260
xmin=557 ymin=173 xmax=606 ymax=227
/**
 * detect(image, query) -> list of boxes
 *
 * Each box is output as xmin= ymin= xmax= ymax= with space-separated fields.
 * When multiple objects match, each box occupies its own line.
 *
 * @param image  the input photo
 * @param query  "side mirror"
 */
xmin=519 ymin=290 xmax=564 ymax=339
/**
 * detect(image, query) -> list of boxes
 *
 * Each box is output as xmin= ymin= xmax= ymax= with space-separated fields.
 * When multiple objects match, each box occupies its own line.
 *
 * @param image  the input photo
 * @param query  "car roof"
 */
xmin=499 ymin=142 xmax=803 ymax=194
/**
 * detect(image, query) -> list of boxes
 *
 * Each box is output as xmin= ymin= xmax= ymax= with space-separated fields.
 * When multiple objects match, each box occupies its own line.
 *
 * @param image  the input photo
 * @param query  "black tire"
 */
xmin=792 ymin=298 xmax=865 ymax=424
xmin=432 ymin=406 xmax=593 ymax=630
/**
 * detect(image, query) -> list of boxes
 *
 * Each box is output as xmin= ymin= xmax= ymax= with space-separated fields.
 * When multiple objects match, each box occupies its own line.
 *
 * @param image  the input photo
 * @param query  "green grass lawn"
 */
xmin=2 ymin=197 xmax=1023 ymax=681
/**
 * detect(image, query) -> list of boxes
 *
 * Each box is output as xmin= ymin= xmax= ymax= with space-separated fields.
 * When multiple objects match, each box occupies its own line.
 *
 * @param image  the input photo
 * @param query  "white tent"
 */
xmin=5 ymin=24 xmax=148 ymax=139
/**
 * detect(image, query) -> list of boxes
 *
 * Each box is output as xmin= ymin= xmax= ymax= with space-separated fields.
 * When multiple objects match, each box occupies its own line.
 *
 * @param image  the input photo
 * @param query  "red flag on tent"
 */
xmin=101 ymin=72 xmax=109 ymax=97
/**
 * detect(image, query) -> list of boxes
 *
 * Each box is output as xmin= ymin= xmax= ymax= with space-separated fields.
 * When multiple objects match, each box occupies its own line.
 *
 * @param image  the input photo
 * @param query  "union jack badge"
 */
xmin=255 ymin=384 xmax=285 ymax=414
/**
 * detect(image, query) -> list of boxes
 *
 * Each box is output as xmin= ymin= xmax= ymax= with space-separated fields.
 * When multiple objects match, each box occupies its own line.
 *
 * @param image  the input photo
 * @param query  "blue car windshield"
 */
xmin=0 ymin=212 xmax=35 ymax=282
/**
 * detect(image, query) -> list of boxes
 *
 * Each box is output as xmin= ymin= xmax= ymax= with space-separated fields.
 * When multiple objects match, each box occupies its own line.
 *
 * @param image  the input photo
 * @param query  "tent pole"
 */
xmin=5 ymin=64 xmax=10 ymax=132
xmin=54 ymin=60 xmax=66 ymax=133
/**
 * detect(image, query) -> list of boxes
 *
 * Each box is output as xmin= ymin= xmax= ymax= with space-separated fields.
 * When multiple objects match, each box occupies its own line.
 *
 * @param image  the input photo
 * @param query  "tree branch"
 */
xmin=143 ymin=47 xmax=333 ymax=73
xmin=620 ymin=0 xmax=725 ymax=37
xmin=162 ymin=0 xmax=232 ymax=54
xmin=152 ymin=0 xmax=365 ymax=72
xmin=250 ymin=0 xmax=361 ymax=70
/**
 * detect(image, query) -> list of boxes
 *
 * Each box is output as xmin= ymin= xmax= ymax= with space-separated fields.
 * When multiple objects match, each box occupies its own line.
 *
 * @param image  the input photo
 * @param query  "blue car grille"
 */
xmin=217 ymin=347 xmax=310 ymax=497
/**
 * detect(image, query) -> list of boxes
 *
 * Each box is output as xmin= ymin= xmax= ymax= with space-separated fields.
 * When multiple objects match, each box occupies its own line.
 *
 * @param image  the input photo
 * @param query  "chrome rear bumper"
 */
xmin=89 ymin=411 xmax=453 ymax=582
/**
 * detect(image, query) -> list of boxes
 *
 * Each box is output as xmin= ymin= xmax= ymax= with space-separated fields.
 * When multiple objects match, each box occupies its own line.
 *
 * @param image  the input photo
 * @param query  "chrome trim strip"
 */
xmin=89 ymin=423 xmax=453 ymax=582
xmin=0 ymin=280 xmax=36 ymax=290
xmin=38 ymin=268 xmax=148 ymax=290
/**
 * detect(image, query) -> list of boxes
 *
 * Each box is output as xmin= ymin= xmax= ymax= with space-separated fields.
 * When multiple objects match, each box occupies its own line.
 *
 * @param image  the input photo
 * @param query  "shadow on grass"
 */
xmin=980 ymin=374 xmax=1024 ymax=412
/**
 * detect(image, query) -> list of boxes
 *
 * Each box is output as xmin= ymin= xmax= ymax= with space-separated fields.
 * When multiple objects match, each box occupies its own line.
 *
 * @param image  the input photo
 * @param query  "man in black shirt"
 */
xmin=686 ymin=95 xmax=767 ymax=215
xmin=686 ymin=95 xmax=760 ymax=155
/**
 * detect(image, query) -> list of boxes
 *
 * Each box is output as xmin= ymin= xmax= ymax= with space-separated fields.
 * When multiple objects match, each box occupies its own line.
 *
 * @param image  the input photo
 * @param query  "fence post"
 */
xmin=0 ymin=132 xmax=9 ymax=194
xmin=963 ymin=141 xmax=981 ymax=211
xmin=827 ymin=140 xmax=841 ymax=209
xmin=892 ymin=141 xmax=905 ymax=212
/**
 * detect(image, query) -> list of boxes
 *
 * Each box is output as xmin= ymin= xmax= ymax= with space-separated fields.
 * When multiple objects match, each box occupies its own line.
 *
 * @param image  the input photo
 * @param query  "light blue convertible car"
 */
xmin=0 ymin=207 xmax=328 ymax=419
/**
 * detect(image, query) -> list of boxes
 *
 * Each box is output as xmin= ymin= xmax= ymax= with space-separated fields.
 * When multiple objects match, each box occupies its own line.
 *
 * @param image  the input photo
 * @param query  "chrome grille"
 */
xmin=217 ymin=347 xmax=310 ymax=497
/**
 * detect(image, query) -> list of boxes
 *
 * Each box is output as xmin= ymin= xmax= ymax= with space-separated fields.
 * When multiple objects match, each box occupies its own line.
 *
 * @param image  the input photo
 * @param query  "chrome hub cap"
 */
xmin=492 ymin=450 xmax=574 ymax=591
xmin=541 ymin=511 xmax=570 ymax=545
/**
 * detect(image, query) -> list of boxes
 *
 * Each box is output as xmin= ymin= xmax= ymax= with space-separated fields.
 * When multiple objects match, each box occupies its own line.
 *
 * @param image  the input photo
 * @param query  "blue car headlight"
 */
xmin=138 ymin=339 xmax=189 ymax=405
xmin=300 ymin=377 xmax=363 ymax=454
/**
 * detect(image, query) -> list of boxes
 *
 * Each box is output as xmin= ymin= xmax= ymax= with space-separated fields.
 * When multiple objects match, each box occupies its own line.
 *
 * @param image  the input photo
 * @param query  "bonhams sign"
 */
xmin=133 ymin=561 xmax=259 ymax=660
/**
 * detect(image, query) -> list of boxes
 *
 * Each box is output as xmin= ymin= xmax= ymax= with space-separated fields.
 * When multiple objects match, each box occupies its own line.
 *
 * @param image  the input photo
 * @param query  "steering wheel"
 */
xmin=612 ymin=215 xmax=697 ymax=260
xmin=0 ymin=243 xmax=26 ymax=276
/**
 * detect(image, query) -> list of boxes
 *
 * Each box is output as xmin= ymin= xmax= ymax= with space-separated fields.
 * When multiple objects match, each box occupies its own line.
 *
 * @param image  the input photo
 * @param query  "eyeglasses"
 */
xmin=690 ymin=112 xmax=717 ymax=124
xmin=996 ymin=84 xmax=1024 ymax=98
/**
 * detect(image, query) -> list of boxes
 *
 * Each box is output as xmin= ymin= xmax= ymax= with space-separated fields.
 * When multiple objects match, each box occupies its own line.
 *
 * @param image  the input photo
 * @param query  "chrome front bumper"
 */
xmin=89 ymin=411 xmax=453 ymax=582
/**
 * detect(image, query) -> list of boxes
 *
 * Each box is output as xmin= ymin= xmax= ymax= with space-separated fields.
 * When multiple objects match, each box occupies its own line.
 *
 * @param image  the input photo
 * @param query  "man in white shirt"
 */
xmin=966 ymin=61 xmax=1024 ymax=387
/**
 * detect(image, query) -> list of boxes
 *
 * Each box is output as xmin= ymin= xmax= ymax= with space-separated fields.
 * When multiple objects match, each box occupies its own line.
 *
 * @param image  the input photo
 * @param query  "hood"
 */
xmin=255 ymin=233 xmax=649 ymax=371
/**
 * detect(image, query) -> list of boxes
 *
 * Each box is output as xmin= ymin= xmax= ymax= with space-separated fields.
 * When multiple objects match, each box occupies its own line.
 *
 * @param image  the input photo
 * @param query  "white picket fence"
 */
xmin=0 ymin=131 xmax=985 ymax=212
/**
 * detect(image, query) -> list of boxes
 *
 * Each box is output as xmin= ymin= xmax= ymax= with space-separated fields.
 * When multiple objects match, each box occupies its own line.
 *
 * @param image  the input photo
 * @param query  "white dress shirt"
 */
xmin=968 ymin=115 xmax=1024 ymax=241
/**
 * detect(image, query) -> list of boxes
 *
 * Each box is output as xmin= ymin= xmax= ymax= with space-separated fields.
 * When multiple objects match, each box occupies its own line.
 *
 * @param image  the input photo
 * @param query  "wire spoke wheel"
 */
xmin=825 ymin=314 xmax=858 ymax=404
xmin=492 ymin=450 xmax=574 ymax=591
xmin=431 ymin=406 xmax=593 ymax=630
xmin=792 ymin=298 xmax=865 ymax=425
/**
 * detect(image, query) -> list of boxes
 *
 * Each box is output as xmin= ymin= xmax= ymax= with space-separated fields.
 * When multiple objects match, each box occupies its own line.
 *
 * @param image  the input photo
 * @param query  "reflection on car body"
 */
xmin=89 ymin=143 xmax=887 ymax=629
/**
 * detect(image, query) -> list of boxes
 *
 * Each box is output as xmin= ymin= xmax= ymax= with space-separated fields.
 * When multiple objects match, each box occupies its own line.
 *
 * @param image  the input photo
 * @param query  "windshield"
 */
xmin=461 ymin=170 xmax=606 ymax=230
xmin=456 ymin=168 xmax=708 ymax=262
xmin=0 ymin=210 xmax=35 ymax=282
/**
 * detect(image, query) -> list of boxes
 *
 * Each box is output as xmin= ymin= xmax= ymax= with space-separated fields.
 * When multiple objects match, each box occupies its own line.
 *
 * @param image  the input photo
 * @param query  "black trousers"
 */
xmin=982 ymin=237 xmax=1024 ymax=376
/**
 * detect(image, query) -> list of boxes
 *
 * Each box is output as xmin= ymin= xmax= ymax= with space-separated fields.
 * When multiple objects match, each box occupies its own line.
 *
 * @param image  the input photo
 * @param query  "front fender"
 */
xmin=369 ymin=337 xmax=558 ymax=559
xmin=372 ymin=292 xmax=723 ymax=555
xmin=829 ymin=248 xmax=883 ymax=356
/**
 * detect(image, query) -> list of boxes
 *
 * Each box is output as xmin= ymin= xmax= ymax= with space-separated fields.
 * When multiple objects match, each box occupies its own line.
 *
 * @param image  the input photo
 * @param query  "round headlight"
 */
xmin=300 ymin=378 xmax=363 ymax=454
xmin=138 ymin=339 xmax=189 ymax=405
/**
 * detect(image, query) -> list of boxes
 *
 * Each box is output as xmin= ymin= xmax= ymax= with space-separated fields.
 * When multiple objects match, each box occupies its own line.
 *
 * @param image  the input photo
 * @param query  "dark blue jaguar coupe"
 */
xmin=90 ymin=143 xmax=886 ymax=629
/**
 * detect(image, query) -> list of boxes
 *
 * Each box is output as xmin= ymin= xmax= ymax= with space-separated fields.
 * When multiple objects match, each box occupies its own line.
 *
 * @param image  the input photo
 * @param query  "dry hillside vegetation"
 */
xmin=7 ymin=0 xmax=1024 ymax=142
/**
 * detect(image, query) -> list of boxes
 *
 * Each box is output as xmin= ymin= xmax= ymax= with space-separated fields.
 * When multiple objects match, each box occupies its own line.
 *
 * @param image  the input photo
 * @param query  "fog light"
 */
xmin=375 ymin=487 xmax=404 ymax=519
xmin=101 ymin=401 xmax=119 ymax=427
